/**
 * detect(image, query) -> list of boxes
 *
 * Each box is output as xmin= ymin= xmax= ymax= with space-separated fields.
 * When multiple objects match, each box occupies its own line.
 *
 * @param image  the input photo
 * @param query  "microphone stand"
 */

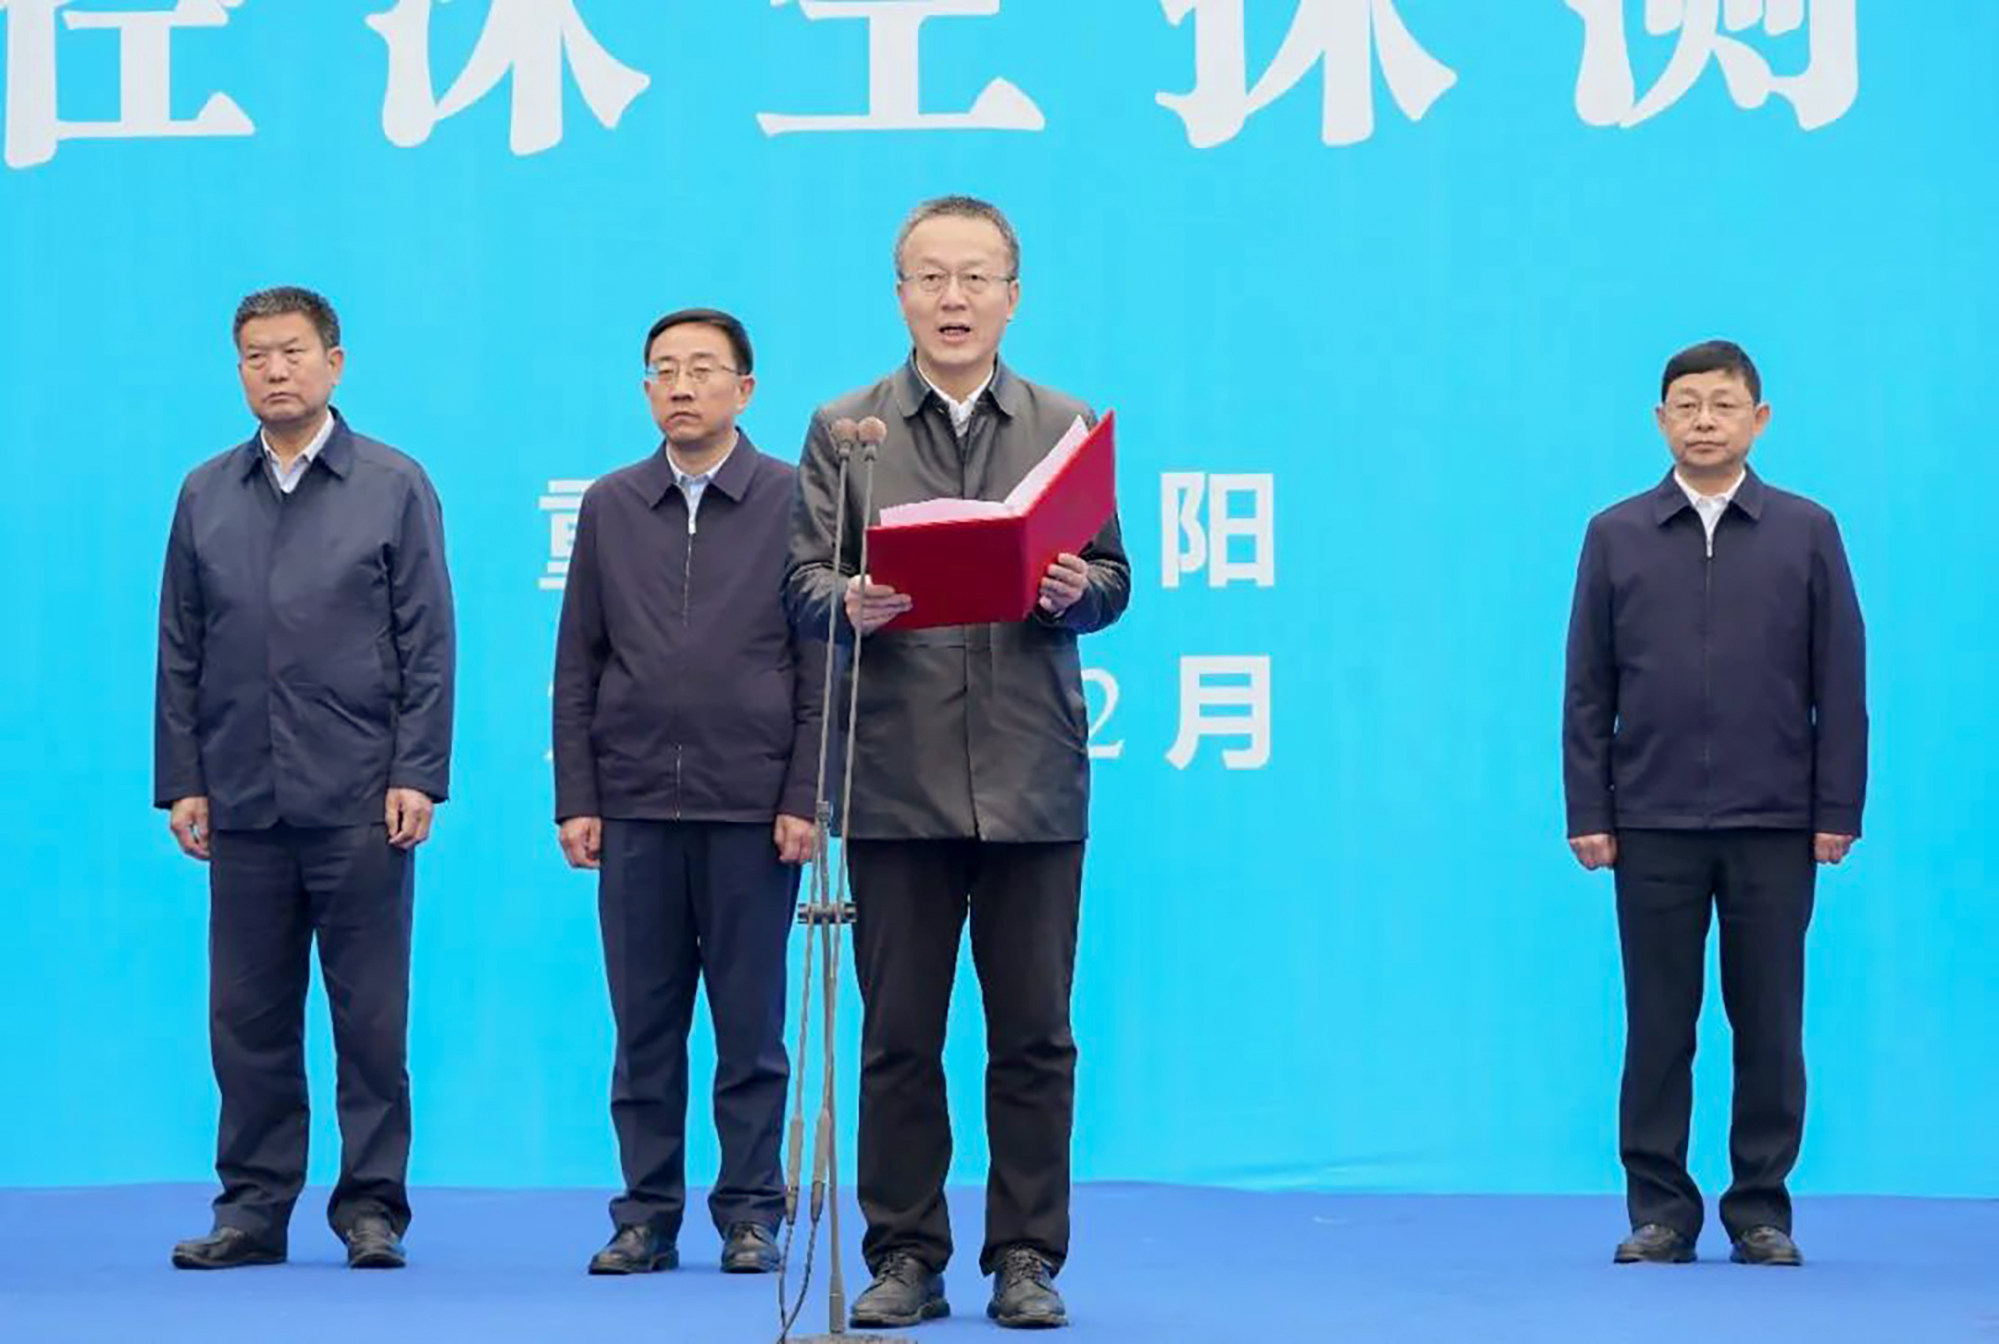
xmin=778 ymin=421 xmax=907 ymax=1344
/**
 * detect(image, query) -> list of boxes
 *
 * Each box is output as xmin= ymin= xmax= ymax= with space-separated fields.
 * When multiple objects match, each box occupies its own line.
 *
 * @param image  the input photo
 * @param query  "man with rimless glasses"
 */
xmin=553 ymin=308 xmax=825 ymax=1277
xmin=786 ymin=197 xmax=1130 ymax=1330
xmin=1564 ymin=339 xmax=1867 ymax=1270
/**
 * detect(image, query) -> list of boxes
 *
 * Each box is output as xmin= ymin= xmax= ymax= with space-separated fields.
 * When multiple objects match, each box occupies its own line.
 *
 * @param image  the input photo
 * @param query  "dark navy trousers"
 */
xmin=598 ymin=819 xmax=796 ymax=1239
xmin=207 ymin=823 xmax=413 ymax=1243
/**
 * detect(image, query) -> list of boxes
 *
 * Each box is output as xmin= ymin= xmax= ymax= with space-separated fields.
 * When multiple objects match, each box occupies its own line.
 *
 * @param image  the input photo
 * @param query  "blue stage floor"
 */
xmin=0 ymin=1185 xmax=1992 ymax=1342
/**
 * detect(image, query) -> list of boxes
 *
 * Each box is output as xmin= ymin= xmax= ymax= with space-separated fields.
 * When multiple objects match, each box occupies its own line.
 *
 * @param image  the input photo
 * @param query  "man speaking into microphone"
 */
xmin=785 ymin=196 xmax=1129 ymax=1330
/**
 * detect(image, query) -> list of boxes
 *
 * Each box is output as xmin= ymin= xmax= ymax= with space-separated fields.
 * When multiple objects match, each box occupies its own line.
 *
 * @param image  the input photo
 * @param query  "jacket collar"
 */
xmin=237 ymin=407 xmax=353 ymax=482
xmin=634 ymin=430 xmax=760 ymax=510
xmin=1650 ymin=463 xmax=1765 ymax=525
xmin=891 ymin=354 xmax=1026 ymax=422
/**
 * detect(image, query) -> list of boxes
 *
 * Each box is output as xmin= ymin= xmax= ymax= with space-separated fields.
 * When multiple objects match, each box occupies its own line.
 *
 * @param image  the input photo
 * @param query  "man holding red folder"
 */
xmin=786 ymin=196 xmax=1130 ymax=1330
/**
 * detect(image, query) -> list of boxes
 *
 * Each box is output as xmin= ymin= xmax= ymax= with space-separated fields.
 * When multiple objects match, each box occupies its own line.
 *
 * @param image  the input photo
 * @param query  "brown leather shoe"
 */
xmin=1614 ymin=1223 xmax=1697 ymax=1264
xmin=1730 ymin=1225 xmax=1803 ymax=1266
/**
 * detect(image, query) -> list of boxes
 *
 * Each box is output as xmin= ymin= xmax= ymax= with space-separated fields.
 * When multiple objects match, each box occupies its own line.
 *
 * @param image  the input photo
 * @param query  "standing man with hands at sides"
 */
xmin=156 ymin=286 xmax=455 ymax=1272
xmin=1564 ymin=339 xmax=1867 ymax=1270
xmin=786 ymin=196 xmax=1130 ymax=1330
xmin=553 ymin=309 xmax=824 ymax=1278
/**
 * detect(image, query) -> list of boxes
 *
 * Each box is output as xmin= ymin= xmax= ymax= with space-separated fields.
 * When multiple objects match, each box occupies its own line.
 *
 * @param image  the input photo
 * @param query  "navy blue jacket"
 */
xmin=552 ymin=435 xmax=826 ymax=824
xmin=1563 ymin=468 xmax=1866 ymax=837
xmin=154 ymin=412 xmax=455 ymax=829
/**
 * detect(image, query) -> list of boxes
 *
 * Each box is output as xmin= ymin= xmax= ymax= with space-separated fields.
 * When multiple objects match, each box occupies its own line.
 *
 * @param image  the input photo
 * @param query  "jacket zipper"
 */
xmin=1701 ymin=520 xmax=1714 ymax=826
xmin=675 ymin=507 xmax=694 ymax=821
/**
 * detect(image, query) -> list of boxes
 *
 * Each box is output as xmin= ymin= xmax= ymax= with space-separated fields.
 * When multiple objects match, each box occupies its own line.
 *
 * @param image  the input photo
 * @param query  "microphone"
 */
xmin=856 ymin=415 xmax=887 ymax=461
xmin=775 ymin=409 xmax=918 ymax=1342
xmin=784 ymin=413 xmax=861 ymax=1231
xmin=829 ymin=416 xmax=859 ymax=463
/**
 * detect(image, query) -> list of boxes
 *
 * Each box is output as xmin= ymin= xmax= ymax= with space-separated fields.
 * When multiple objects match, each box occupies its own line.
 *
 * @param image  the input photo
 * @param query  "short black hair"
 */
xmin=895 ymin=195 xmax=1022 ymax=279
xmin=1661 ymin=339 xmax=1761 ymax=403
xmin=234 ymin=286 xmax=340 ymax=350
xmin=644 ymin=308 xmax=754 ymax=374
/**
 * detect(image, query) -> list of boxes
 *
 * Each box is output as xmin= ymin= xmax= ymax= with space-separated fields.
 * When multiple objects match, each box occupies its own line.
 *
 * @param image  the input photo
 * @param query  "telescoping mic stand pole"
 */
xmin=776 ymin=417 xmax=907 ymax=1344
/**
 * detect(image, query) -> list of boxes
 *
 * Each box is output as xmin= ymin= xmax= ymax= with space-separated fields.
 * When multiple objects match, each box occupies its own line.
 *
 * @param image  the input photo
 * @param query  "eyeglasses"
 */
xmin=645 ymin=360 xmax=739 ymax=389
xmin=899 ymin=270 xmax=1015 ymax=297
xmin=240 ymin=346 xmax=316 ymax=370
xmin=1664 ymin=396 xmax=1754 ymax=421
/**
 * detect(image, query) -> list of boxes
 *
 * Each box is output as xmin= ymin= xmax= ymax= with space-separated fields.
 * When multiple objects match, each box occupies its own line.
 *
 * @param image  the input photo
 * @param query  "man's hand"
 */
xmin=845 ymin=574 xmax=912 ymax=635
xmin=1569 ymin=832 xmax=1618 ymax=871
xmin=169 ymin=796 xmax=211 ymax=862
xmin=385 ymin=788 xmax=435 ymax=850
xmin=774 ymin=814 xmax=816 ymax=866
xmin=1814 ymin=833 xmax=1856 ymax=865
xmin=1039 ymin=553 xmax=1089 ymax=617
xmin=560 ymin=816 xmax=603 ymax=870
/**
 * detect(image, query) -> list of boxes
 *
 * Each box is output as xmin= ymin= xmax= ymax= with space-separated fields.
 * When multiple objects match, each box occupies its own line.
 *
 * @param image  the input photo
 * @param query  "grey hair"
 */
xmin=893 ymin=195 xmax=1021 ymax=280
xmin=233 ymin=286 xmax=341 ymax=350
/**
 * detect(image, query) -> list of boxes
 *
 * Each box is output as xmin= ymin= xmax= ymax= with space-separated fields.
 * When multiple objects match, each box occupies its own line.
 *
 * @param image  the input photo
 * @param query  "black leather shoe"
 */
xmin=343 ymin=1213 xmax=406 ymax=1269
xmin=1613 ymin=1223 xmax=1697 ymax=1264
xmin=988 ymin=1246 xmax=1067 ymax=1329
xmin=720 ymin=1222 xmax=781 ymax=1274
xmin=588 ymin=1224 xmax=678 ymax=1275
xmin=850 ymin=1252 xmax=949 ymax=1328
xmin=1731 ymin=1225 xmax=1803 ymax=1266
xmin=170 ymin=1227 xmax=285 ymax=1270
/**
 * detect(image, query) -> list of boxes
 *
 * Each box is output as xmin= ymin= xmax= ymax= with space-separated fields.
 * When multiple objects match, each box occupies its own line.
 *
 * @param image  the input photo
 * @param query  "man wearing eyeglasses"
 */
xmin=1564 ymin=339 xmax=1867 ymax=1270
xmin=785 ymin=197 xmax=1130 ymax=1330
xmin=553 ymin=308 xmax=822 ymax=1278
xmin=156 ymin=286 xmax=454 ymax=1272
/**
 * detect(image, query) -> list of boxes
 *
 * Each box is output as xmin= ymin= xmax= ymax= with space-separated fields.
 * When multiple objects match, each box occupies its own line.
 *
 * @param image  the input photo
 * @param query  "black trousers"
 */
xmin=598 ymin=819 xmax=796 ymax=1239
xmin=207 ymin=823 xmax=413 ymax=1242
xmin=848 ymin=839 xmax=1083 ymax=1278
xmin=1614 ymin=828 xmax=1816 ymax=1239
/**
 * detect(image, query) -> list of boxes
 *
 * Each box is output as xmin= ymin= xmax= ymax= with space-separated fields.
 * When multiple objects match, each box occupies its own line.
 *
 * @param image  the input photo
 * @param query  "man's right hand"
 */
xmin=559 ymin=816 xmax=603 ymax=870
xmin=169 ymin=796 xmax=211 ymax=862
xmin=1569 ymin=832 xmax=1617 ymax=871
xmin=844 ymin=574 xmax=912 ymax=636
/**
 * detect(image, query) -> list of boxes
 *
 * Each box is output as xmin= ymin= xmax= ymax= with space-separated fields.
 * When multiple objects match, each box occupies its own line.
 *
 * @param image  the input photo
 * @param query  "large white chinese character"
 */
xmin=2 ymin=0 xmax=253 ymax=170
xmin=1082 ymin=668 xmax=1123 ymax=761
xmin=1162 ymin=472 xmax=1276 ymax=589
xmin=367 ymin=0 xmax=650 ymax=155
xmin=1156 ymin=0 xmax=1455 ymax=148
xmin=757 ymin=0 xmax=1043 ymax=136
xmin=1167 ymin=656 xmax=1271 ymax=770
xmin=1568 ymin=0 xmax=1857 ymax=130
xmin=539 ymin=478 xmax=592 ymax=592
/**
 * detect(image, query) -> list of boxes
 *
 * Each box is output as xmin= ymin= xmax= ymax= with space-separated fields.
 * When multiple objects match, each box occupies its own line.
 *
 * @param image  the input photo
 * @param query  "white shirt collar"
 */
xmin=667 ymin=432 xmax=738 ymax=489
xmin=923 ymin=367 xmax=993 ymax=436
xmin=666 ymin=432 xmax=738 ymax=533
xmin=260 ymin=410 xmax=337 ymax=491
xmin=1674 ymin=469 xmax=1744 ymax=512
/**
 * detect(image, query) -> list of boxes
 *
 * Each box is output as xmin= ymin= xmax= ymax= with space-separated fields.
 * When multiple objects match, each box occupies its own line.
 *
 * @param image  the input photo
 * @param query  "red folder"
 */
xmin=866 ymin=411 xmax=1117 ymax=631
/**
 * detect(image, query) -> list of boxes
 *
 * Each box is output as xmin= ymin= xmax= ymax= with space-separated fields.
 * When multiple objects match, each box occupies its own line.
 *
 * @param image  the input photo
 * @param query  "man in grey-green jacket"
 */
xmin=785 ymin=195 xmax=1129 ymax=1331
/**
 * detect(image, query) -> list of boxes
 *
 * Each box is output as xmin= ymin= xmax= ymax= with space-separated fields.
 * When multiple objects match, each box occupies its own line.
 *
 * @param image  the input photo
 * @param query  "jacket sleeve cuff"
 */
xmin=778 ymin=769 xmax=818 ymax=821
xmin=389 ymin=775 xmax=449 ymax=803
xmin=1566 ymin=807 xmax=1614 ymax=838
xmin=154 ymin=773 xmax=206 ymax=809
xmin=1814 ymin=805 xmax=1862 ymax=837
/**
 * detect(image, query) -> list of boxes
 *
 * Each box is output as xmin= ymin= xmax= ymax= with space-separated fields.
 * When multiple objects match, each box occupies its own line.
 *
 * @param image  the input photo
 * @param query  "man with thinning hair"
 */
xmin=157 ymin=286 xmax=454 ymax=1271
xmin=788 ymin=197 xmax=1130 ymax=1330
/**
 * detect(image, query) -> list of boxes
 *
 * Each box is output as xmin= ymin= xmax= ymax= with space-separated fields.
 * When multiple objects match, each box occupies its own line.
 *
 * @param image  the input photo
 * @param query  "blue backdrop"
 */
xmin=1 ymin=1 xmax=1993 ymax=1200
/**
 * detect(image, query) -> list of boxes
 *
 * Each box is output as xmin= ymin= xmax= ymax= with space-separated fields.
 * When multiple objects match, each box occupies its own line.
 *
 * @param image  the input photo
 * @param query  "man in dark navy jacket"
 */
xmin=553 ymin=309 xmax=822 ymax=1277
xmin=1564 ymin=339 xmax=1866 ymax=1270
xmin=155 ymin=286 xmax=454 ymax=1271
